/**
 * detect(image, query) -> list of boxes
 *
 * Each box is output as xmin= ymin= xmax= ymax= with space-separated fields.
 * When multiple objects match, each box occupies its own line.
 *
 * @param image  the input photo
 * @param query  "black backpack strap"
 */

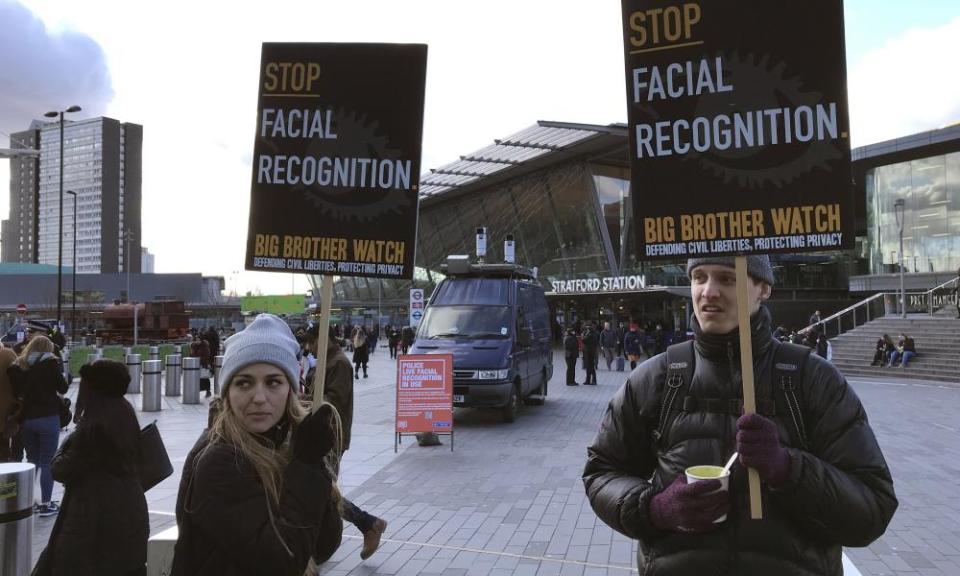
xmin=654 ymin=340 xmax=695 ymax=444
xmin=771 ymin=342 xmax=813 ymax=450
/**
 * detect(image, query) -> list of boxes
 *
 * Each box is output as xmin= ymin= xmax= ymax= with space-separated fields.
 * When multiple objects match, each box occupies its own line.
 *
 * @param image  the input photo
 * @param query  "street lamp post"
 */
xmin=43 ymin=105 xmax=81 ymax=328
xmin=894 ymin=198 xmax=906 ymax=318
xmin=66 ymin=190 xmax=77 ymax=342
xmin=125 ymin=229 xmax=138 ymax=346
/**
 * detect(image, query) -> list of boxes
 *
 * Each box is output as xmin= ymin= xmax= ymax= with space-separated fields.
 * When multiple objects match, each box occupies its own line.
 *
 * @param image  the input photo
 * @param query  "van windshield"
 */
xmin=419 ymin=306 xmax=511 ymax=339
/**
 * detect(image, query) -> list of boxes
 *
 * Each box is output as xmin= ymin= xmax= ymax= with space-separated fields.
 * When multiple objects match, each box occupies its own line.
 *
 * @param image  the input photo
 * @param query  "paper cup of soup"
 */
xmin=685 ymin=465 xmax=731 ymax=523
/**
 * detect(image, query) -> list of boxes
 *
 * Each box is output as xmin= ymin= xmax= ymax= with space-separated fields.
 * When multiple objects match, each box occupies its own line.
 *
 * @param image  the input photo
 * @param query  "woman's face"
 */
xmin=227 ymin=363 xmax=290 ymax=434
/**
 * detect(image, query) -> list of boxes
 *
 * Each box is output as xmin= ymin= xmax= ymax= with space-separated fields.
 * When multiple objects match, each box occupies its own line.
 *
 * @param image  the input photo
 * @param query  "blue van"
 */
xmin=410 ymin=257 xmax=553 ymax=422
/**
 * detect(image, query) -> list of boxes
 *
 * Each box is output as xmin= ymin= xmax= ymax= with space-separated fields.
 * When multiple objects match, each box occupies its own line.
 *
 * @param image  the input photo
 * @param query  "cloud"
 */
xmin=849 ymin=16 xmax=960 ymax=147
xmin=0 ymin=1 xmax=113 ymax=144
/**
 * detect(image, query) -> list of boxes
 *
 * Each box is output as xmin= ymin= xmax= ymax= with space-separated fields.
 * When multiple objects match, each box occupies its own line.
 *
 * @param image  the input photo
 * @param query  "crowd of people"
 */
xmin=0 ymin=264 xmax=916 ymax=574
xmin=561 ymin=320 xmax=688 ymax=386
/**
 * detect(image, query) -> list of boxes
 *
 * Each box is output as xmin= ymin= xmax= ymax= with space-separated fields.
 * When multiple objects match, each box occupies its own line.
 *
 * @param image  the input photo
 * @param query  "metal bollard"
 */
xmin=142 ymin=360 xmax=162 ymax=412
xmin=123 ymin=346 xmax=132 ymax=356
xmin=87 ymin=349 xmax=103 ymax=364
xmin=165 ymin=354 xmax=182 ymax=397
xmin=126 ymin=353 xmax=142 ymax=394
xmin=0 ymin=462 xmax=36 ymax=576
xmin=95 ymin=337 xmax=102 ymax=348
xmin=149 ymin=346 xmax=160 ymax=361
xmin=182 ymin=356 xmax=200 ymax=405
xmin=213 ymin=355 xmax=224 ymax=395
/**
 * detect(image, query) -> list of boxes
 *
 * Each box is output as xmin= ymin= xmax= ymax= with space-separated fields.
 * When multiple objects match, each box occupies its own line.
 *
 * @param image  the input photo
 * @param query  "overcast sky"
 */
xmin=1 ymin=0 xmax=958 ymax=296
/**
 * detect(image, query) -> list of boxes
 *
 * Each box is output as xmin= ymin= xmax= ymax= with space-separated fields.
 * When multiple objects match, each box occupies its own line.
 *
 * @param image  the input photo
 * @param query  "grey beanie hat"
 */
xmin=219 ymin=313 xmax=300 ymax=396
xmin=686 ymin=255 xmax=775 ymax=286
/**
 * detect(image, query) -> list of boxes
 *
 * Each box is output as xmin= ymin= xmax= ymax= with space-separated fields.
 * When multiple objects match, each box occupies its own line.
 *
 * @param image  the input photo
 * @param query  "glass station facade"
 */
xmin=865 ymin=151 xmax=960 ymax=275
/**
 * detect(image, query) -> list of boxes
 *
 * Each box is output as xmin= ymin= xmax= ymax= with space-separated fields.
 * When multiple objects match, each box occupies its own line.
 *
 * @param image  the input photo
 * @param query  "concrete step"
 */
xmin=832 ymin=357 xmax=960 ymax=371
xmin=833 ymin=363 xmax=960 ymax=384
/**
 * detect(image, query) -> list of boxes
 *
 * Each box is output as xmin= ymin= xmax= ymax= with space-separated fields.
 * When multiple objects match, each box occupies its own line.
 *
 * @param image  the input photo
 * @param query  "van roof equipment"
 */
xmin=441 ymin=255 xmax=536 ymax=280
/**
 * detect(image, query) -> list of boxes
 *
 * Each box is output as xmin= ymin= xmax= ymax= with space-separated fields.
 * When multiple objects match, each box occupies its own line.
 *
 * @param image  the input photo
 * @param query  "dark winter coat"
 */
xmin=39 ymin=420 xmax=148 ymax=575
xmin=582 ymin=330 xmax=600 ymax=361
xmin=600 ymin=328 xmax=618 ymax=348
xmin=172 ymin=429 xmax=342 ymax=576
xmin=583 ymin=308 xmax=897 ymax=575
xmin=623 ymin=330 xmax=643 ymax=358
xmin=564 ymin=334 xmax=579 ymax=358
xmin=8 ymin=352 xmax=67 ymax=421
xmin=351 ymin=329 xmax=370 ymax=364
xmin=323 ymin=342 xmax=354 ymax=452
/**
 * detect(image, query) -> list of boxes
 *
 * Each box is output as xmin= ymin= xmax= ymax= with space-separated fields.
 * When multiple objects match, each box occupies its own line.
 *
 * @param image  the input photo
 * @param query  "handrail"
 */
xmin=928 ymin=275 xmax=959 ymax=293
xmin=800 ymin=293 xmax=883 ymax=334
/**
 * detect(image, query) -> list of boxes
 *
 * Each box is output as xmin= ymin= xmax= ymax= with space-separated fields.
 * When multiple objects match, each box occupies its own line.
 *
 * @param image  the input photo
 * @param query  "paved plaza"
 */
xmin=26 ymin=346 xmax=960 ymax=575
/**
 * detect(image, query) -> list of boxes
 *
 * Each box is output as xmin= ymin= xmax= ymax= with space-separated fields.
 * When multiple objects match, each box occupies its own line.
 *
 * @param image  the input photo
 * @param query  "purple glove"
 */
xmin=649 ymin=476 xmax=730 ymax=533
xmin=736 ymin=413 xmax=790 ymax=486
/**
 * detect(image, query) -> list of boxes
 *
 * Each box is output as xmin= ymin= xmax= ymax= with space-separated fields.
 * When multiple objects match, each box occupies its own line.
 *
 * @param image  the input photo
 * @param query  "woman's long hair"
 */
xmin=15 ymin=335 xmax=55 ymax=369
xmin=204 ymin=380 xmax=343 ymax=508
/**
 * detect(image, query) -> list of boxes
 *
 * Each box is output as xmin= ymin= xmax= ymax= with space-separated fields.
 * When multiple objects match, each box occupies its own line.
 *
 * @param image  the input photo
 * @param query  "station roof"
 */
xmin=419 ymin=121 xmax=628 ymax=204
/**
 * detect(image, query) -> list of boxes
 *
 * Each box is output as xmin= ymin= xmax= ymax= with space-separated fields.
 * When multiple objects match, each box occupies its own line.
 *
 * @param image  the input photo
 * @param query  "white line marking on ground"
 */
xmin=843 ymin=552 xmax=862 ymax=575
xmin=341 ymin=534 xmax=638 ymax=572
xmin=149 ymin=510 xmax=177 ymax=517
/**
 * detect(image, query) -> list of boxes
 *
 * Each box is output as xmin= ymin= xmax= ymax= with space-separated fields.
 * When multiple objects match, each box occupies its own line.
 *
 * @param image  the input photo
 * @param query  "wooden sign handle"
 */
xmin=310 ymin=275 xmax=334 ymax=413
xmin=735 ymin=256 xmax=763 ymax=519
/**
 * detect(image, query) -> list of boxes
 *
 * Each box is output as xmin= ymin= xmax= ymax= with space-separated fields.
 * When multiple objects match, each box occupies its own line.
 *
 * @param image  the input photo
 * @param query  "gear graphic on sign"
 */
xmin=690 ymin=52 xmax=844 ymax=189
xmin=292 ymin=108 xmax=414 ymax=223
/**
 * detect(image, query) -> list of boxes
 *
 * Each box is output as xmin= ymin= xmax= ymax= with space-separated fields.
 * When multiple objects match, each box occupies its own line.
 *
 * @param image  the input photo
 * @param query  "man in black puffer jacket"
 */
xmin=583 ymin=256 xmax=897 ymax=575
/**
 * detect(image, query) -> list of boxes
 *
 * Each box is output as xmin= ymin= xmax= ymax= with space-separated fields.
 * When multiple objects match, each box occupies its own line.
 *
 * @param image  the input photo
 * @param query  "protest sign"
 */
xmin=621 ymin=1 xmax=853 ymax=259
xmin=246 ymin=42 xmax=427 ymax=279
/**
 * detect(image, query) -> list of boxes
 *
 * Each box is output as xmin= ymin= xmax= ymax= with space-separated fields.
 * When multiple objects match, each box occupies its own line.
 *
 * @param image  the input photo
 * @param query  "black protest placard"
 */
xmin=621 ymin=1 xmax=853 ymax=260
xmin=245 ymin=43 xmax=427 ymax=279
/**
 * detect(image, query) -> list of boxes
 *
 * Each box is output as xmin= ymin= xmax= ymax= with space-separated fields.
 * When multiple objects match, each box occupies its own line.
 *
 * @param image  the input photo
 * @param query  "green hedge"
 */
xmin=68 ymin=344 xmax=192 ymax=376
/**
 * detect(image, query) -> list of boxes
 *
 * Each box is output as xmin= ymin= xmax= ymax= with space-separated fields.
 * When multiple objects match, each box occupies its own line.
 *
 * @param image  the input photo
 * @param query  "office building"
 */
xmin=2 ymin=116 xmax=142 ymax=274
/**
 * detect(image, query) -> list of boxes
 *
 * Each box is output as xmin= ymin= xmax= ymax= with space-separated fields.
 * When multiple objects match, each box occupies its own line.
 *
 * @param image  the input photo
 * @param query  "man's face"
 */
xmin=691 ymin=264 xmax=771 ymax=334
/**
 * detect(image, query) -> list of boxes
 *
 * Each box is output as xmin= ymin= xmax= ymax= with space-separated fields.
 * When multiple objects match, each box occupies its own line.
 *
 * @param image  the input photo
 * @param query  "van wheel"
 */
xmin=524 ymin=369 xmax=547 ymax=406
xmin=502 ymin=382 xmax=521 ymax=423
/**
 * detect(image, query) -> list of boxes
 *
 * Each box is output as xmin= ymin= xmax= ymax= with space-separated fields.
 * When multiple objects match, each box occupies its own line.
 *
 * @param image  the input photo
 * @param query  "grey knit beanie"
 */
xmin=219 ymin=313 xmax=300 ymax=396
xmin=686 ymin=255 xmax=775 ymax=286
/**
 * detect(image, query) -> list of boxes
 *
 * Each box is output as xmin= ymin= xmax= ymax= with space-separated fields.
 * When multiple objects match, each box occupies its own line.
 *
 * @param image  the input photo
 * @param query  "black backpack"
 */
xmin=653 ymin=340 xmax=813 ymax=450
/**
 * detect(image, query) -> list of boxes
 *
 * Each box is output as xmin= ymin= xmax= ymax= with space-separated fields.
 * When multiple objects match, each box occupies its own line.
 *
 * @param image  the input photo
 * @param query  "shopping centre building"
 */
xmin=316 ymin=120 xmax=960 ymax=333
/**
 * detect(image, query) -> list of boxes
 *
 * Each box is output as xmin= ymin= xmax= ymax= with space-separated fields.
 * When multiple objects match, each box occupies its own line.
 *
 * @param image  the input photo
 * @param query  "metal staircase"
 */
xmin=801 ymin=276 xmax=959 ymax=384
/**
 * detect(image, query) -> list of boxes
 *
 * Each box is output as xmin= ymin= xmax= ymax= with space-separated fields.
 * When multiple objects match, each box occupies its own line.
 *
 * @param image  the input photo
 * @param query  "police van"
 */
xmin=410 ymin=255 xmax=553 ymax=422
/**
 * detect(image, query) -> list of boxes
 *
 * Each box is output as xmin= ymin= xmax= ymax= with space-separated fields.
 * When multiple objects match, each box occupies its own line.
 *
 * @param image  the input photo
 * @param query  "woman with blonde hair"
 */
xmin=0 ymin=347 xmax=19 ymax=461
xmin=172 ymin=314 xmax=342 ymax=575
xmin=8 ymin=335 xmax=67 ymax=516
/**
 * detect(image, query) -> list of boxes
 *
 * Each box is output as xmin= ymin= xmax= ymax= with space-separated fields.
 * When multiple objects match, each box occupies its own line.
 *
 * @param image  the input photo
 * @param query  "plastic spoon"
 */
xmin=723 ymin=452 xmax=739 ymax=474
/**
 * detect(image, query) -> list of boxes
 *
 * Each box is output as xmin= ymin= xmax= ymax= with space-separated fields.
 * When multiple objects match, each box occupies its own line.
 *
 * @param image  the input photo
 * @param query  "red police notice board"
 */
xmin=396 ymin=355 xmax=453 ymax=436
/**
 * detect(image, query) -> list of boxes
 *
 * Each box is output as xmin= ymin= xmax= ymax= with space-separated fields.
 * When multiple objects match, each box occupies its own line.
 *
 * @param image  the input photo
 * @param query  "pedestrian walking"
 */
xmin=190 ymin=334 xmax=213 ymax=397
xmin=564 ymin=328 xmax=579 ymax=386
xmin=304 ymin=324 xmax=388 ymax=559
xmin=583 ymin=255 xmax=897 ymax=575
xmin=600 ymin=322 xmax=617 ymax=370
xmin=352 ymin=325 xmax=370 ymax=378
xmin=582 ymin=324 xmax=599 ymax=385
xmin=172 ymin=314 xmax=342 ymax=575
xmin=623 ymin=324 xmax=643 ymax=370
xmin=7 ymin=335 xmax=68 ymax=516
xmin=33 ymin=360 xmax=148 ymax=576
xmin=401 ymin=325 xmax=415 ymax=355
xmin=384 ymin=325 xmax=397 ymax=359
